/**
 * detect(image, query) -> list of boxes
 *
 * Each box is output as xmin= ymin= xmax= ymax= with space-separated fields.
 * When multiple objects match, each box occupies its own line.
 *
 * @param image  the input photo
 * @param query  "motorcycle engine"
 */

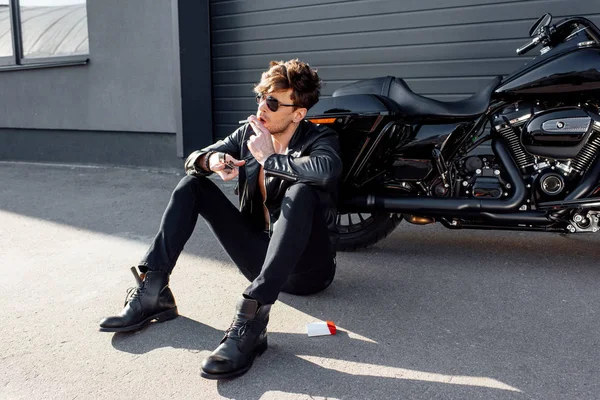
xmin=490 ymin=103 xmax=600 ymax=203
xmin=456 ymin=154 xmax=509 ymax=199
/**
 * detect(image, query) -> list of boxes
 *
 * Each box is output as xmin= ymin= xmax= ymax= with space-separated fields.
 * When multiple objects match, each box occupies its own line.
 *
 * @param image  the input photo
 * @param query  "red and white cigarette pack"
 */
xmin=306 ymin=320 xmax=337 ymax=337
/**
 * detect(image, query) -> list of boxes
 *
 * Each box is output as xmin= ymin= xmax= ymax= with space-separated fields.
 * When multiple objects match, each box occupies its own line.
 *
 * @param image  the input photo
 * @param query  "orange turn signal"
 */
xmin=307 ymin=118 xmax=337 ymax=124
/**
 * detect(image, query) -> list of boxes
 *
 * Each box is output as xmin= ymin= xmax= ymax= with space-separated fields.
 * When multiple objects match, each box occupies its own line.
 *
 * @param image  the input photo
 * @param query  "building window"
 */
xmin=0 ymin=0 xmax=14 ymax=63
xmin=0 ymin=0 xmax=88 ymax=69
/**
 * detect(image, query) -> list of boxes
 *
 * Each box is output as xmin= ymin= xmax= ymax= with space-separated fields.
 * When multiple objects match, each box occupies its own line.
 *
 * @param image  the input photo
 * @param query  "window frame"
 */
xmin=1 ymin=0 xmax=89 ymax=71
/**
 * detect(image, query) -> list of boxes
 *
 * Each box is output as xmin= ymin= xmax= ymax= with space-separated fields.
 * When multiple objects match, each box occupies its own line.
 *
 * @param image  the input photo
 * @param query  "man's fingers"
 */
xmin=218 ymin=168 xmax=238 ymax=181
xmin=249 ymin=121 xmax=260 ymax=134
xmin=224 ymin=154 xmax=246 ymax=166
xmin=228 ymin=158 xmax=245 ymax=166
xmin=249 ymin=120 xmax=267 ymax=136
xmin=248 ymin=115 xmax=259 ymax=127
xmin=248 ymin=115 xmax=265 ymax=128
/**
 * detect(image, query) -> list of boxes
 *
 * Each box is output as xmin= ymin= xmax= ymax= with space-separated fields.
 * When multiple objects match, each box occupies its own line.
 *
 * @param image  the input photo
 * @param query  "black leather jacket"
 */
xmin=185 ymin=120 xmax=343 ymax=253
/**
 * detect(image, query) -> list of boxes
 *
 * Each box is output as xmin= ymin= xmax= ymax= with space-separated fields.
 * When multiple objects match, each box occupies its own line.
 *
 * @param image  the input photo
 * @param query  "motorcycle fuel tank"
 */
xmin=522 ymin=107 xmax=598 ymax=159
xmin=495 ymin=47 xmax=600 ymax=97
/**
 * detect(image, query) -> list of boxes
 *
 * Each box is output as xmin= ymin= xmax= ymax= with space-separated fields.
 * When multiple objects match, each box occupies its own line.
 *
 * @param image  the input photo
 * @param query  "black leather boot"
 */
xmin=201 ymin=298 xmax=271 ymax=380
xmin=99 ymin=268 xmax=178 ymax=332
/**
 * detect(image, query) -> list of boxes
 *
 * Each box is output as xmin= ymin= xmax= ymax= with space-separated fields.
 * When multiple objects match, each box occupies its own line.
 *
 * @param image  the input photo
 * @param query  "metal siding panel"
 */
xmin=212 ymin=1 xmax=600 ymax=44
xmin=210 ymin=0 xmax=600 ymax=139
xmin=212 ymin=40 xmax=530 ymax=71
xmin=213 ymin=59 xmax=525 ymax=84
xmin=212 ymin=0 xmax=521 ymax=28
xmin=213 ymin=16 xmax=600 ymax=57
xmin=213 ymin=77 xmax=495 ymax=99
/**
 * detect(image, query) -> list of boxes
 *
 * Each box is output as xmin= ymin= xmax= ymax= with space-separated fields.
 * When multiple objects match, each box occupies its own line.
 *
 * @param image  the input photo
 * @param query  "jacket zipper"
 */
xmin=266 ymin=169 xmax=299 ymax=181
xmin=261 ymin=145 xmax=307 ymax=236
xmin=263 ymin=170 xmax=272 ymax=237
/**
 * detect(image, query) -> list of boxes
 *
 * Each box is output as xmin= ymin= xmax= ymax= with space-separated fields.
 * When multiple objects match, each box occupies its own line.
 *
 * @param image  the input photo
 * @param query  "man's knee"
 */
xmin=172 ymin=175 xmax=207 ymax=201
xmin=282 ymin=263 xmax=336 ymax=296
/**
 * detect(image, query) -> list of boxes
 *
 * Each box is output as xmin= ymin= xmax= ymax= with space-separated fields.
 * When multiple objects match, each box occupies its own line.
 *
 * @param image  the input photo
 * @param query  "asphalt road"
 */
xmin=1 ymin=161 xmax=599 ymax=400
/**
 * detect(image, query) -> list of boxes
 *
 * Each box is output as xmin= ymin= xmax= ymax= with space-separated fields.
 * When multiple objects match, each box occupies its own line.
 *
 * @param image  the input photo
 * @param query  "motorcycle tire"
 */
xmin=336 ymin=211 xmax=402 ymax=252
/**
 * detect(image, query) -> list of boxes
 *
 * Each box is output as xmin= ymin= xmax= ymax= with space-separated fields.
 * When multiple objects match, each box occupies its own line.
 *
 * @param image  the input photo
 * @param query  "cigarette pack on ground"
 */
xmin=306 ymin=320 xmax=337 ymax=337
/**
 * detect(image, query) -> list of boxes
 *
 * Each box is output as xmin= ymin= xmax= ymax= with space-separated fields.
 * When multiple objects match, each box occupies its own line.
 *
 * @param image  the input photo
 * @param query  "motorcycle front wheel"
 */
xmin=336 ymin=211 xmax=402 ymax=251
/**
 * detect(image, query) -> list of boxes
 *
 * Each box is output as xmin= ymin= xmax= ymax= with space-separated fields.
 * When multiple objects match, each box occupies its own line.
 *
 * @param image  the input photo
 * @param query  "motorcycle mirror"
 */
xmin=529 ymin=13 xmax=552 ymax=37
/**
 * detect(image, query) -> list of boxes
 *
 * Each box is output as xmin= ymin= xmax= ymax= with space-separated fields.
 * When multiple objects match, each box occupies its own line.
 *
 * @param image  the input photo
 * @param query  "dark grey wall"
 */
xmin=174 ymin=1 xmax=214 ymax=157
xmin=0 ymin=129 xmax=180 ymax=170
xmin=210 ymin=0 xmax=600 ymax=139
xmin=0 ymin=0 xmax=178 ymax=134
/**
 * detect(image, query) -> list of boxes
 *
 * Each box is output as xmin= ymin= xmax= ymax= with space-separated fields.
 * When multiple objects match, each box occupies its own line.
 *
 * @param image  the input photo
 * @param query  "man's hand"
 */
xmin=209 ymin=152 xmax=245 ymax=181
xmin=247 ymin=115 xmax=275 ymax=165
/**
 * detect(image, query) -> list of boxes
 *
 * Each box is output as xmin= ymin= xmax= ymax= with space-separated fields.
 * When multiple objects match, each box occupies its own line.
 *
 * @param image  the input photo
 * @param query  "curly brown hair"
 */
xmin=253 ymin=59 xmax=322 ymax=110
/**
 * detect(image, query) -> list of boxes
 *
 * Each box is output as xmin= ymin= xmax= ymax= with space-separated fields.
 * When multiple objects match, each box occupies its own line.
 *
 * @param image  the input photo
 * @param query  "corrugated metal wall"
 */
xmin=210 ymin=0 xmax=600 ymax=139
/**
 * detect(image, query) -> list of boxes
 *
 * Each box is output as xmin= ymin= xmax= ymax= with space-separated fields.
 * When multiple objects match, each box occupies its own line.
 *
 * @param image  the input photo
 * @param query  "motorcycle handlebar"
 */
xmin=516 ymin=34 xmax=543 ymax=55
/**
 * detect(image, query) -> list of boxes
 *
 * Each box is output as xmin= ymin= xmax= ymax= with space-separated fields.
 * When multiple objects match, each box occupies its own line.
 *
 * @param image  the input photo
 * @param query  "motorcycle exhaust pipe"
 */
xmin=440 ymin=213 xmax=558 ymax=230
xmin=477 ymin=211 xmax=552 ymax=225
xmin=344 ymin=139 xmax=526 ymax=214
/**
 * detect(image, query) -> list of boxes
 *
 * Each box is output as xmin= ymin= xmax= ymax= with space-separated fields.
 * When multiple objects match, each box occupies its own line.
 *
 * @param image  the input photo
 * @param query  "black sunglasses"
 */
xmin=255 ymin=94 xmax=300 ymax=112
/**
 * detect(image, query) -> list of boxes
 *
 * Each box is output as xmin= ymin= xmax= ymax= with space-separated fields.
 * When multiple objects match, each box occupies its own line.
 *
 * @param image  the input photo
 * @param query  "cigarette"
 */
xmin=238 ymin=119 xmax=249 ymax=124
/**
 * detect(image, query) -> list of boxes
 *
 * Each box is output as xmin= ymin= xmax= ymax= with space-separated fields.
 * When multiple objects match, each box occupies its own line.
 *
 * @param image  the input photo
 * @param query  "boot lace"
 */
xmin=124 ymin=282 xmax=146 ymax=306
xmin=123 ymin=269 xmax=146 ymax=306
xmin=224 ymin=319 xmax=253 ymax=341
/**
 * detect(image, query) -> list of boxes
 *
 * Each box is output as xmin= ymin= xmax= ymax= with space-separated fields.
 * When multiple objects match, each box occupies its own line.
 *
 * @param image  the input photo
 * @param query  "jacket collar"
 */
xmin=287 ymin=120 xmax=311 ymax=153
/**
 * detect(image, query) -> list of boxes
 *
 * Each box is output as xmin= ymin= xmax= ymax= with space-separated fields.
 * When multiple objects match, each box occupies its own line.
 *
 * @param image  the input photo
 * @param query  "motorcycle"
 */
xmin=306 ymin=14 xmax=600 ymax=251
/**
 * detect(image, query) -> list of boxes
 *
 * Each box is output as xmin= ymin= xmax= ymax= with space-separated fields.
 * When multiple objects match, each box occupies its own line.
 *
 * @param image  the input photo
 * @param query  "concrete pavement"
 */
xmin=1 ymin=161 xmax=599 ymax=400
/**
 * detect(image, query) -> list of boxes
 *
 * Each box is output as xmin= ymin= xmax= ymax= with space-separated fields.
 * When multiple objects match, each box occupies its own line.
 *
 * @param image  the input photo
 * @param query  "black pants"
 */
xmin=139 ymin=175 xmax=336 ymax=305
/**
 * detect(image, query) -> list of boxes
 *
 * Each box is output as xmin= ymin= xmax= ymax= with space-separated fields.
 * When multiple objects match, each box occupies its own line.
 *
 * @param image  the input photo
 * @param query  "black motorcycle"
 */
xmin=307 ymin=14 xmax=600 ymax=251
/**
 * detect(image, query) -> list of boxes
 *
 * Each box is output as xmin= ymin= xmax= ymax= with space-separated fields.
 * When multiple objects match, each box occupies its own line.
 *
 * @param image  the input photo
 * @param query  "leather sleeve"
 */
xmin=184 ymin=126 xmax=247 ymax=176
xmin=263 ymin=133 xmax=343 ymax=190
